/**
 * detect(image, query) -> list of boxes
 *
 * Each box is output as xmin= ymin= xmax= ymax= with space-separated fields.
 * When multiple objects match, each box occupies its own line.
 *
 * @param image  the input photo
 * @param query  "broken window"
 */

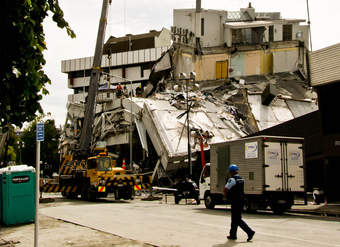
xmin=251 ymin=27 xmax=265 ymax=44
xmin=283 ymin=24 xmax=292 ymax=41
xmin=232 ymin=29 xmax=243 ymax=44
xmin=232 ymin=27 xmax=264 ymax=45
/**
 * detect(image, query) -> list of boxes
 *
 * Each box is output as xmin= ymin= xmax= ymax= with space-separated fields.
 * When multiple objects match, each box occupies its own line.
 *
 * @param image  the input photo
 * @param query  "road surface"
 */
xmin=39 ymin=197 xmax=340 ymax=247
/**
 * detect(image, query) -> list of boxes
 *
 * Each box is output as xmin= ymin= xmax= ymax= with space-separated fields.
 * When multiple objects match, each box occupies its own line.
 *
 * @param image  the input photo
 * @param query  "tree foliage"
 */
xmin=21 ymin=118 xmax=60 ymax=176
xmin=0 ymin=0 xmax=75 ymax=128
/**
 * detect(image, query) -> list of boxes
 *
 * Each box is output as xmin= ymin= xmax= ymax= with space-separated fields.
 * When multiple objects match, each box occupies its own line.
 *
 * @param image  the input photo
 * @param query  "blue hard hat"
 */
xmin=228 ymin=164 xmax=238 ymax=172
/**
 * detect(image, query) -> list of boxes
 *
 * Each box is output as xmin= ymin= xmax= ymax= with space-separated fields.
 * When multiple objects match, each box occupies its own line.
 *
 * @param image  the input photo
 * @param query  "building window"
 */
xmin=282 ymin=24 xmax=292 ymax=41
xmin=140 ymin=66 xmax=144 ymax=78
xmin=201 ymin=18 xmax=204 ymax=36
xmin=122 ymin=67 xmax=126 ymax=78
xmin=269 ymin=26 xmax=274 ymax=42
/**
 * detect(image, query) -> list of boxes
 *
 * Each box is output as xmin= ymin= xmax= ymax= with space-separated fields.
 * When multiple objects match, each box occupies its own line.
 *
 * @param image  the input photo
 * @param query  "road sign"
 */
xmin=36 ymin=122 xmax=44 ymax=142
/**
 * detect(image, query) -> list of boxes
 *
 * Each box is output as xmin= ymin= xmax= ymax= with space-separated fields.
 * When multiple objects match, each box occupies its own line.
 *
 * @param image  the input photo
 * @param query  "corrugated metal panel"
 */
xmin=61 ymin=46 xmax=170 ymax=73
xmin=127 ymin=51 xmax=133 ymax=64
xmin=150 ymin=49 xmax=156 ymax=61
xmin=122 ymin=52 xmax=128 ymax=64
xmin=310 ymin=43 xmax=340 ymax=86
xmin=85 ymin=57 xmax=92 ymax=69
xmin=145 ymin=49 xmax=151 ymax=62
xmin=117 ymin=52 xmax=122 ymax=66
xmin=111 ymin=54 xmax=117 ymax=66
xmin=133 ymin=50 xmax=139 ymax=63
xmin=61 ymin=60 xmax=66 ymax=73
xmin=102 ymin=55 xmax=109 ymax=67
xmin=286 ymin=100 xmax=318 ymax=118
xmin=71 ymin=59 xmax=76 ymax=71
xmin=139 ymin=50 xmax=145 ymax=63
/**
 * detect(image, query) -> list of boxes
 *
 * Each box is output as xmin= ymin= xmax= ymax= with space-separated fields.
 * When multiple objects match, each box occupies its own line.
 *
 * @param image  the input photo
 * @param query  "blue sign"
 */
xmin=36 ymin=122 xmax=44 ymax=142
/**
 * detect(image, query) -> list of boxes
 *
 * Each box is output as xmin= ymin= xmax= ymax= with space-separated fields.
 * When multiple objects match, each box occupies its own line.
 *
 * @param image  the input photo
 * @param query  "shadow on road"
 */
xmin=212 ymin=239 xmax=249 ymax=247
xmin=41 ymin=196 xmax=132 ymax=207
xmin=192 ymin=206 xmax=339 ymax=222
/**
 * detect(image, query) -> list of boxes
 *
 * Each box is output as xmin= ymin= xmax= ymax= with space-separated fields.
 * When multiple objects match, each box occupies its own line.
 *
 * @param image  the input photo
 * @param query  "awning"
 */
xmin=224 ymin=21 xmax=272 ymax=29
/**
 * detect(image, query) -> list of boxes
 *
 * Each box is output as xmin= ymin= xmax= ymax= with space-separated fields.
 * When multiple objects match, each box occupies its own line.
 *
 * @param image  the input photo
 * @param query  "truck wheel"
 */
xmin=204 ymin=193 xmax=215 ymax=209
xmin=66 ymin=192 xmax=78 ymax=199
xmin=175 ymin=195 xmax=181 ymax=204
xmin=196 ymin=196 xmax=201 ymax=205
xmin=81 ymin=186 xmax=96 ymax=201
xmin=243 ymin=199 xmax=256 ymax=213
xmin=62 ymin=191 xmax=67 ymax=198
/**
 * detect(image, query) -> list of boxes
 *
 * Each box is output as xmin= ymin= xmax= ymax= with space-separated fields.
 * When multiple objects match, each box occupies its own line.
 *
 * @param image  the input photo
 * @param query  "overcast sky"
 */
xmin=41 ymin=0 xmax=340 ymax=127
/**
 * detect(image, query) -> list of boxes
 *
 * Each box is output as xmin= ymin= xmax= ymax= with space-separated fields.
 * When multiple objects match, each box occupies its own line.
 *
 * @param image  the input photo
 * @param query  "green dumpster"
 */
xmin=0 ymin=165 xmax=36 ymax=225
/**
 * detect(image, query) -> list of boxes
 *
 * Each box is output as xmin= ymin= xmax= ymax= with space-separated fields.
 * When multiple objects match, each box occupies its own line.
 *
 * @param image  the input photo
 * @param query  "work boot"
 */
xmin=247 ymin=231 xmax=255 ymax=242
xmin=227 ymin=236 xmax=237 ymax=240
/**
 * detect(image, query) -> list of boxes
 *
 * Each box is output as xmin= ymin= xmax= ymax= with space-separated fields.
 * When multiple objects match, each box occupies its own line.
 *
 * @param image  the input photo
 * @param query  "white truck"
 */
xmin=199 ymin=136 xmax=306 ymax=214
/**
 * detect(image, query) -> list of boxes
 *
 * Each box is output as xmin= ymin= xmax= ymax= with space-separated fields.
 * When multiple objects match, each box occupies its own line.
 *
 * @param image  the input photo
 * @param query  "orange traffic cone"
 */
xmin=122 ymin=158 xmax=126 ymax=170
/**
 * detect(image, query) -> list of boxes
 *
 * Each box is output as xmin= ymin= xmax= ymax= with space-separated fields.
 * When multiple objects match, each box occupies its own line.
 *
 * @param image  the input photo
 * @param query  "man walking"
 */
xmin=224 ymin=164 xmax=255 ymax=241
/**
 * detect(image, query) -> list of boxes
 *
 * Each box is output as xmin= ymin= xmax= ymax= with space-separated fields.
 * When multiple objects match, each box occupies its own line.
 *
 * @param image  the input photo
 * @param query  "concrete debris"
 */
xmin=60 ymin=47 xmax=317 ymax=184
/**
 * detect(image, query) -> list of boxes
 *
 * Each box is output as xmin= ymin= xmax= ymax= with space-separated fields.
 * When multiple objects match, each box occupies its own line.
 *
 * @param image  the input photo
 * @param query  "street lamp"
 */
xmin=179 ymin=72 xmax=196 ymax=178
xmin=101 ymin=72 xmax=134 ymax=171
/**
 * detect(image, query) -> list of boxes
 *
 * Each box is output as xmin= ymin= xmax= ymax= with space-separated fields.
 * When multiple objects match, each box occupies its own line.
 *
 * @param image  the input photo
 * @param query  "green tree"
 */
xmin=21 ymin=118 xmax=60 ymax=176
xmin=0 ymin=0 xmax=75 ymax=128
xmin=0 ymin=126 xmax=19 ymax=165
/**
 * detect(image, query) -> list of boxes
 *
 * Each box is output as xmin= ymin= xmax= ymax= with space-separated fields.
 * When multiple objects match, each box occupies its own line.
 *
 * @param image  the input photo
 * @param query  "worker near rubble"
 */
xmin=224 ymin=164 xmax=255 ymax=241
xmin=116 ymin=83 xmax=122 ymax=98
xmin=135 ymin=84 xmax=142 ymax=97
xmin=123 ymin=85 xmax=128 ymax=97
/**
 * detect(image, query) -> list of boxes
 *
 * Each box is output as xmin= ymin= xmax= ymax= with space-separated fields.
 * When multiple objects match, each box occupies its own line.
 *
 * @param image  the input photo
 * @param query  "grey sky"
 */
xmin=41 ymin=0 xmax=340 ymax=127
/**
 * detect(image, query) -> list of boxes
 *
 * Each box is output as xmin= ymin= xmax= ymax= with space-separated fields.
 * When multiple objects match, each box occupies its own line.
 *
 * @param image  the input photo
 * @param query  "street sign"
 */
xmin=36 ymin=122 xmax=44 ymax=142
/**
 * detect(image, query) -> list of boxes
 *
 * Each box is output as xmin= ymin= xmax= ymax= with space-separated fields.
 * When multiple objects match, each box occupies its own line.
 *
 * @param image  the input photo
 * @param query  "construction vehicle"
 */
xmin=199 ymin=136 xmax=306 ymax=213
xmin=41 ymin=0 xmax=135 ymax=200
xmin=43 ymin=144 xmax=135 ymax=200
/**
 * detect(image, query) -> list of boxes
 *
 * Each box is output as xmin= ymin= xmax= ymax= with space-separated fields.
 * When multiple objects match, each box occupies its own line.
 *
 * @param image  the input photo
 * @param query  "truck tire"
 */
xmin=243 ymin=200 xmax=252 ymax=213
xmin=175 ymin=195 xmax=181 ymax=204
xmin=196 ymin=196 xmax=201 ymax=205
xmin=204 ymin=193 xmax=215 ymax=209
xmin=81 ymin=186 xmax=96 ymax=201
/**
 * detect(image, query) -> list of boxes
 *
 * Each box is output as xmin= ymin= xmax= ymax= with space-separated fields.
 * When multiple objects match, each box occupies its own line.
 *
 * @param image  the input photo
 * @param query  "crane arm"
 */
xmin=78 ymin=0 xmax=111 ymax=156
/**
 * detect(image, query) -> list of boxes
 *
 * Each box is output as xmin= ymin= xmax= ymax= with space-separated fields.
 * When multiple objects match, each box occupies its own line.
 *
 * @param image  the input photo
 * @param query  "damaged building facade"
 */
xmin=59 ymin=3 xmax=317 ymax=186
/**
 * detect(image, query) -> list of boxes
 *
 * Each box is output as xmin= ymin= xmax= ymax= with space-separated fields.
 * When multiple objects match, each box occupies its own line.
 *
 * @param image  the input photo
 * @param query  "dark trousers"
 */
xmin=229 ymin=203 xmax=253 ymax=237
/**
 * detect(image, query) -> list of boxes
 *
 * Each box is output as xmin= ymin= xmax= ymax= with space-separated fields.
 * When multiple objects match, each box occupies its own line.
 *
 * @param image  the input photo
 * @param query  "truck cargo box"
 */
xmin=210 ymin=136 xmax=305 ymax=195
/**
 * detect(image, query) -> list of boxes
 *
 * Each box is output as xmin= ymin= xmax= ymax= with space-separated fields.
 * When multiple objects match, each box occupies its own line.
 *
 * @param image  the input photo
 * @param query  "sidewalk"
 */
xmin=291 ymin=202 xmax=340 ymax=217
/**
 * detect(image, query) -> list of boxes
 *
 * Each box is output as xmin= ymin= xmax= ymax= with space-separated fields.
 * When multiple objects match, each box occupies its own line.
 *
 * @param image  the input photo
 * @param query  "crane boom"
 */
xmin=78 ymin=0 xmax=111 ymax=156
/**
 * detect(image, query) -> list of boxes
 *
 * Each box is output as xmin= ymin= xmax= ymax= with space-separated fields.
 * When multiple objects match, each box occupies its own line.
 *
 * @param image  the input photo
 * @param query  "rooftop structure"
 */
xmin=172 ymin=3 xmax=309 ymax=48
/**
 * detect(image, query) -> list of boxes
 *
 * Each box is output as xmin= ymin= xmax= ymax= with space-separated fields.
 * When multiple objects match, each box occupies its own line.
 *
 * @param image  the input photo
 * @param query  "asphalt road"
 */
xmin=40 ymin=197 xmax=340 ymax=247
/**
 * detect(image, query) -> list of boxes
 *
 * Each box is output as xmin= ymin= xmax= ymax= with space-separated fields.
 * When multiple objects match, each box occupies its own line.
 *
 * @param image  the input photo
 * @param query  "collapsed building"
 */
xmin=59 ymin=3 xmax=317 ymax=185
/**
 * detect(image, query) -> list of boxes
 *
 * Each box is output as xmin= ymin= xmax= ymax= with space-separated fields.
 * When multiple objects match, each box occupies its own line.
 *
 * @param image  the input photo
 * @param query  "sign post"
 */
xmin=35 ymin=122 xmax=44 ymax=247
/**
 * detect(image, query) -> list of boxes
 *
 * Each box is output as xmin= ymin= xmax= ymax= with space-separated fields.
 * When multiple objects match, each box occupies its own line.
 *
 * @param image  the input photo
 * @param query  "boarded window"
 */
xmin=283 ymin=24 xmax=292 ymax=41
xmin=269 ymin=26 xmax=274 ymax=42
xmin=216 ymin=60 xmax=228 ymax=79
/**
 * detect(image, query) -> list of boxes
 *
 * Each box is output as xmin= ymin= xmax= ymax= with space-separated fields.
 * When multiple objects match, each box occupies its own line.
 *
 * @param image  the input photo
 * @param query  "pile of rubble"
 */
xmin=60 ymin=64 xmax=317 ymax=182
